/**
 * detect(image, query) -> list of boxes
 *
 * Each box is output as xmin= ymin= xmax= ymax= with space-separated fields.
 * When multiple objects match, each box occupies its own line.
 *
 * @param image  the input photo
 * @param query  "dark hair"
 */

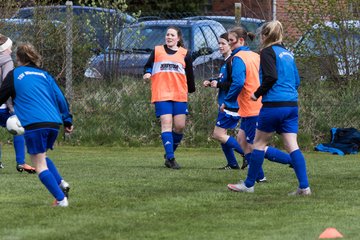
xmin=0 ymin=34 xmax=8 ymax=45
xmin=219 ymin=32 xmax=229 ymax=41
xmin=228 ymin=26 xmax=256 ymax=44
xmin=16 ymin=43 xmax=42 ymax=67
xmin=167 ymin=26 xmax=185 ymax=48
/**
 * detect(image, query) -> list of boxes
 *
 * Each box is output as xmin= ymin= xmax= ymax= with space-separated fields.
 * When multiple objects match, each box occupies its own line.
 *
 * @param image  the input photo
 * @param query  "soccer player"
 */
xmin=221 ymin=27 xmax=267 ymax=180
xmin=203 ymin=32 xmax=245 ymax=170
xmin=225 ymin=27 xmax=293 ymax=184
xmin=143 ymin=26 xmax=195 ymax=169
xmin=228 ymin=21 xmax=311 ymax=195
xmin=0 ymin=43 xmax=73 ymax=206
xmin=0 ymin=34 xmax=35 ymax=173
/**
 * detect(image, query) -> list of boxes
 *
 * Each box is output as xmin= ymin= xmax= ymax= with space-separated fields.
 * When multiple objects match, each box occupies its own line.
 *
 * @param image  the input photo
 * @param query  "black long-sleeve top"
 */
xmin=253 ymin=44 xmax=279 ymax=98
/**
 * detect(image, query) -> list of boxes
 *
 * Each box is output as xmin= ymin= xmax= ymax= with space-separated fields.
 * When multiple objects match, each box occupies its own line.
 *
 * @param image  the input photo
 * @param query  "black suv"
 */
xmin=85 ymin=19 xmax=227 ymax=79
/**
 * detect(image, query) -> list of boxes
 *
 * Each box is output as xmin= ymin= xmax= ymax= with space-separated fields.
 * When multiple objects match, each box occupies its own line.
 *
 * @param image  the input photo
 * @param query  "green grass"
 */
xmin=0 ymin=145 xmax=359 ymax=240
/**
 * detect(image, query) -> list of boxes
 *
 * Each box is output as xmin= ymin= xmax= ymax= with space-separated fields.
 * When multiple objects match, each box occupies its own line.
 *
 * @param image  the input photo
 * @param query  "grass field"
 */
xmin=0 ymin=145 xmax=359 ymax=240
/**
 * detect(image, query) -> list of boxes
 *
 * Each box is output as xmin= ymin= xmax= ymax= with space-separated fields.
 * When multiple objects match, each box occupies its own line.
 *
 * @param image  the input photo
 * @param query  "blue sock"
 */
xmin=265 ymin=146 xmax=291 ymax=165
xmin=39 ymin=170 xmax=65 ymax=201
xmin=221 ymin=143 xmax=238 ymax=167
xmin=13 ymin=135 xmax=26 ymax=165
xmin=245 ymin=153 xmax=265 ymax=181
xmin=290 ymin=149 xmax=309 ymax=189
xmin=161 ymin=132 xmax=174 ymax=160
xmin=172 ymin=131 xmax=183 ymax=152
xmin=225 ymin=136 xmax=244 ymax=156
xmin=245 ymin=149 xmax=265 ymax=187
xmin=46 ymin=158 xmax=63 ymax=185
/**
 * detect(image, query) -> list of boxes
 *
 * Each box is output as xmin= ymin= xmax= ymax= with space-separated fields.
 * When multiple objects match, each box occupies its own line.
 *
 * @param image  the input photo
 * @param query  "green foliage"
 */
xmin=0 ymin=0 xmax=359 ymax=149
xmin=0 ymin=0 xmax=95 ymax=84
xmin=298 ymin=78 xmax=360 ymax=148
xmin=2 ymin=74 xmax=356 ymax=149
xmin=68 ymin=77 xmax=160 ymax=146
xmin=287 ymin=0 xmax=360 ymax=82
xmin=0 ymin=0 xmax=20 ymax=17
xmin=17 ymin=74 xmax=355 ymax=149
xmin=64 ymin=78 xmax=222 ymax=147
xmin=1 ymin=146 xmax=360 ymax=239
xmin=77 ymin=0 xmax=141 ymax=81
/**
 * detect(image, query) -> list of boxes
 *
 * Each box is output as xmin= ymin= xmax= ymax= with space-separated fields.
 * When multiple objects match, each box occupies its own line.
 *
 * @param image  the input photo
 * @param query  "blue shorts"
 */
xmin=257 ymin=107 xmax=299 ymax=134
xmin=154 ymin=101 xmax=188 ymax=118
xmin=24 ymin=128 xmax=59 ymax=154
xmin=0 ymin=109 xmax=12 ymax=127
xmin=215 ymin=109 xmax=241 ymax=129
xmin=240 ymin=116 xmax=258 ymax=144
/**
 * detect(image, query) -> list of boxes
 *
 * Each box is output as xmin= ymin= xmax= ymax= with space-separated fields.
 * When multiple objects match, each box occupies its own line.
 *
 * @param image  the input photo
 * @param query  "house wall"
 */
xmin=211 ymin=0 xmax=306 ymax=41
xmin=212 ymin=0 xmax=272 ymax=20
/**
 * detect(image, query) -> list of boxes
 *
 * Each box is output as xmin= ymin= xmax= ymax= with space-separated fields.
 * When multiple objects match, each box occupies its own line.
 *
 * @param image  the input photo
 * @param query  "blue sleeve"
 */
xmin=223 ymin=56 xmax=246 ymax=106
xmin=294 ymin=62 xmax=300 ymax=90
xmin=50 ymin=75 xmax=73 ymax=126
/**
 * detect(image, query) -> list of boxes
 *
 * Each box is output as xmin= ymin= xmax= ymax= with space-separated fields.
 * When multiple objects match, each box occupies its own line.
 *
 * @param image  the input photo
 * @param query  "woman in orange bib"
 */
xmin=143 ymin=26 xmax=195 ymax=169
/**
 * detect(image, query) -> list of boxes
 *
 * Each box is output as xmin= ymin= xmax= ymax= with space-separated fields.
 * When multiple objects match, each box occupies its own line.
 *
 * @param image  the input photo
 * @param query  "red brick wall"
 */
xmin=211 ymin=0 xmax=304 ymax=41
xmin=276 ymin=0 xmax=302 ymax=41
xmin=212 ymin=0 xmax=272 ymax=20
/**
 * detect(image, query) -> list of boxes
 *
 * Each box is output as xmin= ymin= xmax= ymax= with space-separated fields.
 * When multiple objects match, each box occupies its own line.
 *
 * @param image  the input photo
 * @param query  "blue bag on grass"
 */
xmin=314 ymin=128 xmax=360 ymax=155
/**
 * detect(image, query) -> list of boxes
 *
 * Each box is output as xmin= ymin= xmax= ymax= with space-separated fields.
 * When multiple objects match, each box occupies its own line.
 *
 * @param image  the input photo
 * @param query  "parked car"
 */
xmin=0 ymin=18 xmax=64 ymax=56
xmin=0 ymin=17 xmax=63 ymax=38
xmin=84 ymin=19 xmax=227 ymax=79
xmin=294 ymin=20 xmax=360 ymax=80
xmin=11 ymin=5 xmax=136 ymax=49
xmin=0 ymin=18 xmax=37 ymax=43
xmin=184 ymin=16 xmax=265 ymax=51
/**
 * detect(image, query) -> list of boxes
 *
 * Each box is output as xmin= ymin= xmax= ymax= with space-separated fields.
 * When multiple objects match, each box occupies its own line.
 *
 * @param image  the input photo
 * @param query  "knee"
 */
xmin=283 ymin=142 xmax=299 ymax=153
xmin=173 ymin=124 xmax=185 ymax=133
xmin=283 ymin=143 xmax=291 ymax=153
xmin=252 ymin=141 xmax=267 ymax=151
xmin=161 ymin=120 xmax=172 ymax=131
xmin=212 ymin=131 xmax=219 ymax=140
xmin=212 ymin=130 xmax=224 ymax=141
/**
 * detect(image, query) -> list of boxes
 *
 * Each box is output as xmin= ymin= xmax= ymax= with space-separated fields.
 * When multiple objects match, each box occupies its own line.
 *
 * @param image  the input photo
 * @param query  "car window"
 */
xmin=115 ymin=26 xmax=191 ymax=51
xmin=0 ymin=19 xmax=62 ymax=43
xmin=193 ymin=27 xmax=207 ymax=52
xmin=0 ymin=21 xmax=32 ymax=43
xmin=12 ymin=6 xmax=134 ymax=49
xmin=242 ymin=22 xmax=261 ymax=33
xmin=209 ymin=18 xmax=261 ymax=51
xmin=217 ymin=19 xmax=235 ymax=30
xmin=13 ymin=8 xmax=33 ymax=18
xmin=201 ymin=25 xmax=218 ymax=50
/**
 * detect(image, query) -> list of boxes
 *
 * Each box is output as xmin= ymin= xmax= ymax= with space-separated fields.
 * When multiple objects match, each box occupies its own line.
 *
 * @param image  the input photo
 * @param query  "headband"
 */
xmin=0 ymin=38 xmax=13 ymax=52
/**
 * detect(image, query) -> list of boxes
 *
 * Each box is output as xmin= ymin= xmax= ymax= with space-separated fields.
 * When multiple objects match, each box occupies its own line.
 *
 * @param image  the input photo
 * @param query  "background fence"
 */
xmin=0 ymin=1 xmax=359 ymax=150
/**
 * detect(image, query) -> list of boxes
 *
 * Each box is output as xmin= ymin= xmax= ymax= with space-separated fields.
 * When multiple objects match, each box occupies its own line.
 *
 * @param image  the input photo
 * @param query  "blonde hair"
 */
xmin=260 ymin=20 xmax=283 ymax=49
xmin=16 ymin=43 xmax=42 ymax=67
